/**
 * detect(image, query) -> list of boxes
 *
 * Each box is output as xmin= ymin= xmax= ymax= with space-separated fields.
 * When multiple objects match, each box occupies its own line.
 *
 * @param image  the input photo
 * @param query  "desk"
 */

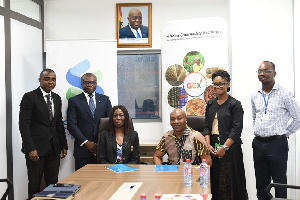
xmin=60 ymin=164 xmax=211 ymax=200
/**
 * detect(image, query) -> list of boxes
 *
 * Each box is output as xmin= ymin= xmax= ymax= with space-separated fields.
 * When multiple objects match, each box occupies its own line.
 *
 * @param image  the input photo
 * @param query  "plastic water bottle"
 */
xmin=154 ymin=193 xmax=161 ymax=200
xmin=200 ymin=159 xmax=209 ymax=187
xmin=140 ymin=193 xmax=147 ymax=200
xmin=183 ymin=159 xmax=193 ymax=186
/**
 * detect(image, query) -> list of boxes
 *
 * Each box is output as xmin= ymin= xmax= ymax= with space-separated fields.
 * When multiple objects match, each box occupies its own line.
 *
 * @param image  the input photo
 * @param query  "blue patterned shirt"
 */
xmin=251 ymin=83 xmax=300 ymax=137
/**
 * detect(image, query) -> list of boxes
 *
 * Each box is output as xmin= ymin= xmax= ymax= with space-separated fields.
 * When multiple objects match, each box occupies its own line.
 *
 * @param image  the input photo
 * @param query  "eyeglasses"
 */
xmin=257 ymin=69 xmax=274 ymax=74
xmin=130 ymin=16 xmax=142 ymax=21
xmin=212 ymin=82 xmax=228 ymax=87
xmin=82 ymin=81 xmax=97 ymax=86
xmin=113 ymin=114 xmax=125 ymax=118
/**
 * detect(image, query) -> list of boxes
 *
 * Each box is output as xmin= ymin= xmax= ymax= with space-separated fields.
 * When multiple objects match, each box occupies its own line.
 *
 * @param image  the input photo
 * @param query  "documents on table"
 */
xmin=154 ymin=165 xmax=178 ymax=172
xmin=105 ymin=164 xmax=138 ymax=173
xmin=109 ymin=182 xmax=143 ymax=200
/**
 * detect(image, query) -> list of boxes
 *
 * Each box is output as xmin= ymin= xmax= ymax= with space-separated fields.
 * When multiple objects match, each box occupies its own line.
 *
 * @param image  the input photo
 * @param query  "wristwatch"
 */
xmin=223 ymin=145 xmax=229 ymax=151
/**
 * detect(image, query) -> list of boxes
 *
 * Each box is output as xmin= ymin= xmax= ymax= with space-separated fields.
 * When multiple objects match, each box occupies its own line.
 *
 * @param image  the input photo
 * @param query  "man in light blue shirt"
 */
xmin=251 ymin=61 xmax=300 ymax=200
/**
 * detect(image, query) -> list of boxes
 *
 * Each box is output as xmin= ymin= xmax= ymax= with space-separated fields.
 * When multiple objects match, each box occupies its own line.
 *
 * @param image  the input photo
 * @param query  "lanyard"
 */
xmin=261 ymin=88 xmax=270 ymax=114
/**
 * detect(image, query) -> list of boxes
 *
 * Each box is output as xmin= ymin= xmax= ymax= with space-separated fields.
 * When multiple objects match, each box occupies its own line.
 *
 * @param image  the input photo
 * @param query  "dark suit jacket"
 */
xmin=67 ymin=92 xmax=112 ymax=159
xmin=19 ymin=87 xmax=68 ymax=157
xmin=202 ymin=95 xmax=244 ymax=147
xmin=97 ymin=129 xmax=140 ymax=164
xmin=119 ymin=25 xmax=148 ymax=38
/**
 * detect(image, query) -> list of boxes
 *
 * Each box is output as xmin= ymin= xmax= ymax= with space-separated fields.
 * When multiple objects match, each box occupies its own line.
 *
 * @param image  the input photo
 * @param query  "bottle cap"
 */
xmin=140 ymin=193 xmax=147 ymax=198
xmin=154 ymin=193 xmax=162 ymax=198
xmin=186 ymin=159 xmax=191 ymax=162
xmin=202 ymin=159 xmax=206 ymax=162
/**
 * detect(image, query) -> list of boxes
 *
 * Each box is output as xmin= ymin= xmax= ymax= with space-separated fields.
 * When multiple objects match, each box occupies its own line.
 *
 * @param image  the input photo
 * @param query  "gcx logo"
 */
xmin=183 ymin=72 xmax=207 ymax=97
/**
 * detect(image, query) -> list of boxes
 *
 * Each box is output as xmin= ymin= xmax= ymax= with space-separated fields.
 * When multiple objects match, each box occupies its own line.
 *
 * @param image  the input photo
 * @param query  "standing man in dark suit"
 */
xmin=119 ymin=8 xmax=148 ymax=39
xmin=19 ymin=69 xmax=68 ymax=200
xmin=67 ymin=73 xmax=112 ymax=170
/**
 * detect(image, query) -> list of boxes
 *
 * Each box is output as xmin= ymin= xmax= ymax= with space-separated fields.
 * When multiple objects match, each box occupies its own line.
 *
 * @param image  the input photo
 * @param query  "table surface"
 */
xmin=59 ymin=164 xmax=211 ymax=200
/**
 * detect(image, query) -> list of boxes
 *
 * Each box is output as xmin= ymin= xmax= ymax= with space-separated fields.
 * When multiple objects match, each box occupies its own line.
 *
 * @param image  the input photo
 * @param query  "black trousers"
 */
xmin=252 ymin=137 xmax=288 ymax=200
xmin=25 ymin=139 xmax=60 ymax=200
xmin=75 ymin=156 xmax=97 ymax=171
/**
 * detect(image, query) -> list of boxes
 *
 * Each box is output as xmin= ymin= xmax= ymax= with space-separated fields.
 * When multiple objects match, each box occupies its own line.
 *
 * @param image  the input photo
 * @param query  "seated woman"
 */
xmin=97 ymin=105 xmax=140 ymax=164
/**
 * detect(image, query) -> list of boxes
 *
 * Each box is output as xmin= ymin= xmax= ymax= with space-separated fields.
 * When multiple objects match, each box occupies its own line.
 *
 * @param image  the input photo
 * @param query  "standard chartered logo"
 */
xmin=65 ymin=59 xmax=104 ymax=100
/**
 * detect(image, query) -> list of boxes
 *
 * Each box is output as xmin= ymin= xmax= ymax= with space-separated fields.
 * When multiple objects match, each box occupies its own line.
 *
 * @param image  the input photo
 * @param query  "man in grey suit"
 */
xmin=67 ymin=73 xmax=112 ymax=170
xmin=19 ymin=69 xmax=68 ymax=200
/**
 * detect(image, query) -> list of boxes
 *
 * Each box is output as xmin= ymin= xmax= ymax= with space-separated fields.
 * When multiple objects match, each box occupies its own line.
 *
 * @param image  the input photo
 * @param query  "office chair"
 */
xmin=0 ymin=178 xmax=12 ymax=200
xmin=186 ymin=115 xmax=205 ymax=133
xmin=98 ymin=117 xmax=134 ymax=134
xmin=267 ymin=183 xmax=300 ymax=200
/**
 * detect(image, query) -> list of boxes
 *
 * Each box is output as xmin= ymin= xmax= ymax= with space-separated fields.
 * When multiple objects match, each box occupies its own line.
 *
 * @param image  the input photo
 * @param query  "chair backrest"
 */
xmin=98 ymin=117 xmax=134 ymax=133
xmin=0 ymin=178 xmax=12 ymax=200
xmin=186 ymin=115 xmax=205 ymax=133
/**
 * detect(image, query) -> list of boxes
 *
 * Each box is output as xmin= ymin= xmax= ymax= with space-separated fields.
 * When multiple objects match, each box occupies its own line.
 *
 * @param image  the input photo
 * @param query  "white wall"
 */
xmin=11 ymin=19 xmax=43 ymax=200
xmin=294 ymin=0 xmax=300 ymax=197
xmin=44 ymin=0 xmax=229 ymax=49
xmin=0 ymin=15 xmax=7 ymax=199
xmin=230 ymin=0 xmax=297 ymax=199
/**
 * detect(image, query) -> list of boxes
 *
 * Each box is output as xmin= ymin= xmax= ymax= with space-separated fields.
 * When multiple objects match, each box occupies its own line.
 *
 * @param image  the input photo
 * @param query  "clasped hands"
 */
xmin=29 ymin=149 xmax=68 ymax=162
xmin=84 ymin=141 xmax=97 ymax=156
xmin=207 ymin=144 xmax=225 ymax=158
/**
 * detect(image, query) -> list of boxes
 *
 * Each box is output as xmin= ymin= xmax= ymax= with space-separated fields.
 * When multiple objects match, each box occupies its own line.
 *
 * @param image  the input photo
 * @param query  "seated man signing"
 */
xmin=153 ymin=108 xmax=211 ymax=165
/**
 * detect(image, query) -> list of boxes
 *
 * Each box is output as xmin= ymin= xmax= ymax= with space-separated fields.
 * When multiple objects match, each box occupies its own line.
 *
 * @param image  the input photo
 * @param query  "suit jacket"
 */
xmin=97 ymin=129 xmax=140 ymax=164
xmin=19 ymin=87 xmax=68 ymax=157
xmin=202 ymin=95 xmax=244 ymax=147
xmin=67 ymin=92 xmax=112 ymax=159
xmin=119 ymin=25 xmax=148 ymax=38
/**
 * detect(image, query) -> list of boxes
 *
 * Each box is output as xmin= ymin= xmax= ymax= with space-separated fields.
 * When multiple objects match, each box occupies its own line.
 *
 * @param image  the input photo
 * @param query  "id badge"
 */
xmin=215 ymin=143 xmax=223 ymax=151
xmin=261 ymin=112 xmax=269 ymax=120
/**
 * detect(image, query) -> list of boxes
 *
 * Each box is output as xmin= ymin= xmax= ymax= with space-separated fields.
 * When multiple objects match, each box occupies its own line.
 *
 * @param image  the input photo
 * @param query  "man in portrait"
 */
xmin=119 ymin=8 xmax=148 ymax=39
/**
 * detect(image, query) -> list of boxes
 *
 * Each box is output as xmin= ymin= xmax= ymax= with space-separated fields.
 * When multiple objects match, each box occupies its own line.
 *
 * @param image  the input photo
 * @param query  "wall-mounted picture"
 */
xmin=116 ymin=3 xmax=152 ymax=48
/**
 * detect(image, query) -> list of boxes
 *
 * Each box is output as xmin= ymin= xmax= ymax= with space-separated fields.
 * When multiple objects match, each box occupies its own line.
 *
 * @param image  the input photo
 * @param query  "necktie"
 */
xmin=136 ymin=31 xmax=141 ymax=38
xmin=46 ymin=94 xmax=53 ymax=121
xmin=89 ymin=94 xmax=95 ymax=117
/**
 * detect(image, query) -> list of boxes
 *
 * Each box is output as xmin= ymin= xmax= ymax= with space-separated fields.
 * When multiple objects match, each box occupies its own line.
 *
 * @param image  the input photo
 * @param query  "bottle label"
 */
xmin=185 ymin=168 xmax=192 ymax=175
xmin=201 ymin=168 xmax=207 ymax=176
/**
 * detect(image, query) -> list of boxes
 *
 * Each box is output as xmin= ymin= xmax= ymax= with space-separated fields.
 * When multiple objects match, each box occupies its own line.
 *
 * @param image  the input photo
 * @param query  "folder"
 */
xmin=33 ymin=191 xmax=74 ymax=199
xmin=32 ymin=184 xmax=80 ymax=199
xmin=43 ymin=184 xmax=81 ymax=193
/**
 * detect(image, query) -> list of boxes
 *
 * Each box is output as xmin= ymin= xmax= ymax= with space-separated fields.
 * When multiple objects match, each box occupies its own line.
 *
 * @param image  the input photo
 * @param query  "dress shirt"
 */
xmin=80 ymin=92 xmax=96 ymax=146
xmin=129 ymin=24 xmax=143 ymax=38
xmin=40 ymin=87 xmax=54 ymax=116
xmin=251 ymin=83 xmax=300 ymax=137
xmin=83 ymin=92 xmax=96 ymax=109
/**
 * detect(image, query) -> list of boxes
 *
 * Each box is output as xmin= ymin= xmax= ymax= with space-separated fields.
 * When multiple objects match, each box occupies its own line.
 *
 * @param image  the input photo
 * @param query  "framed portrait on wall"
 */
xmin=116 ymin=3 xmax=152 ymax=48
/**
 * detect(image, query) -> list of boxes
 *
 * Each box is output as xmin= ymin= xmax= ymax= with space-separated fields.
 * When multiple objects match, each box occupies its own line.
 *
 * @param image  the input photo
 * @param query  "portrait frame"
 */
xmin=116 ymin=3 xmax=152 ymax=48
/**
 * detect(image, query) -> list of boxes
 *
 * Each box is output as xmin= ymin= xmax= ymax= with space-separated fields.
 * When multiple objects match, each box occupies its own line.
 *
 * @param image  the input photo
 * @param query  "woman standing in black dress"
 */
xmin=203 ymin=70 xmax=248 ymax=200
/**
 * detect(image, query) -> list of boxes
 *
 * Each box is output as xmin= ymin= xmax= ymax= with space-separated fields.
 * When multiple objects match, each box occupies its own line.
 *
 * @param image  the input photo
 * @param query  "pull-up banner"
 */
xmin=46 ymin=40 xmax=118 ymax=179
xmin=161 ymin=17 xmax=228 ymax=131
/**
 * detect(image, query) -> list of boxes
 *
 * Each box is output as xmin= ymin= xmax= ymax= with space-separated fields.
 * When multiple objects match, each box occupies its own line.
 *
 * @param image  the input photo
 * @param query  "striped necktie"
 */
xmin=89 ymin=94 xmax=95 ymax=117
xmin=46 ymin=94 xmax=53 ymax=121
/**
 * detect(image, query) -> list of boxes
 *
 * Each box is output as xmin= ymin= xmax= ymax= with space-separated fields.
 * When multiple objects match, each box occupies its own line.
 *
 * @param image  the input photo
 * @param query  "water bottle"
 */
xmin=154 ymin=193 xmax=161 ymax=200
xmin=183 ymin=159 xmax=193 ymax=186
xmin=140 ymin=193 xmax=147 ymax=200
xmin=200 ymin=159 xmax=209 ymax=187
